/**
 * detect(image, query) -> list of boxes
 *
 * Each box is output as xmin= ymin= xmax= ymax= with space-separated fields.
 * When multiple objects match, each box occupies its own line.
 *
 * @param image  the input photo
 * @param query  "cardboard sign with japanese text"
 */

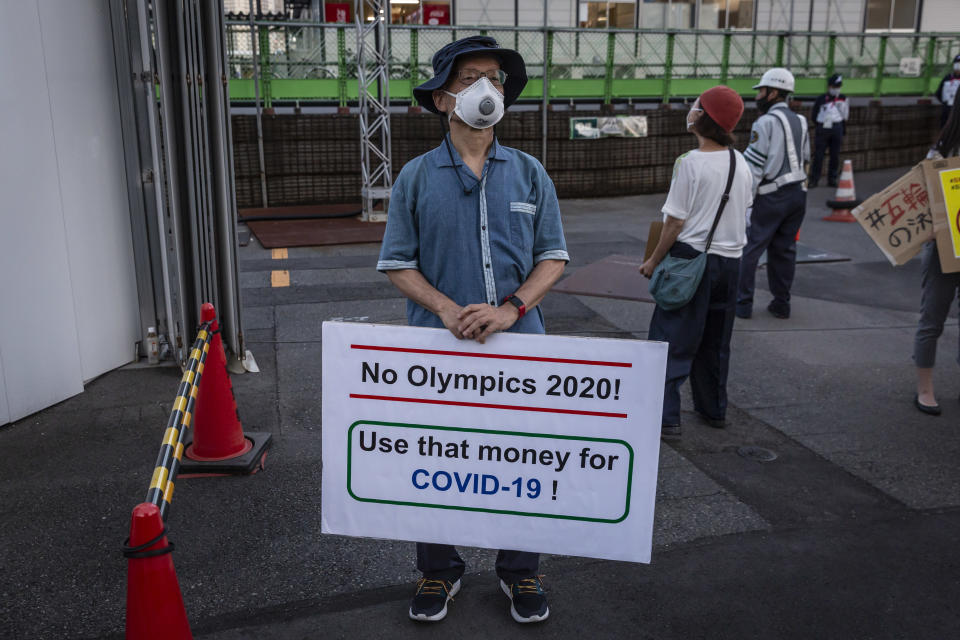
xmin=921 ymin=155 xmax=960 ymax=273
xmin=320 ymin=322 xmax=667 ymax=564
xmin=852 ymin=165 xmax=933 ymax=265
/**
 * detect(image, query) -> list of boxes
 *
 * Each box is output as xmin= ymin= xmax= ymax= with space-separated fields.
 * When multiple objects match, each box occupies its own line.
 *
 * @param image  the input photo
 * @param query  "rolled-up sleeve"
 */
xmin=377 ymin=173 xmax=419 ymax=272
xmin=532 ymin=166 xmax=569 ymax=264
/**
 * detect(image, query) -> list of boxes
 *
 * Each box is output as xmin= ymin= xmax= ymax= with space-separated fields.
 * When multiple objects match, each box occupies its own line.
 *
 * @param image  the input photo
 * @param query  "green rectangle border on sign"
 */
xmin=347 ymin=420 xmax=635 ymax=524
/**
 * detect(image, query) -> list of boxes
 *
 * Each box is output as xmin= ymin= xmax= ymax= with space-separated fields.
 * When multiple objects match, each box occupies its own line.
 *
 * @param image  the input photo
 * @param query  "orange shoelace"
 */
xmin=416 ymin=578 xmax=454 ymax=600
xmin=513 ymin=575 xmax=545 ymax=594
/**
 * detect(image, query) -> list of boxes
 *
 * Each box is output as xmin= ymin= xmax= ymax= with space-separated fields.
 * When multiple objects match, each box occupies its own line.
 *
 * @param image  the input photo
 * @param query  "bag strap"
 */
xmin=704 ymin=147 xmax=736 ymax=253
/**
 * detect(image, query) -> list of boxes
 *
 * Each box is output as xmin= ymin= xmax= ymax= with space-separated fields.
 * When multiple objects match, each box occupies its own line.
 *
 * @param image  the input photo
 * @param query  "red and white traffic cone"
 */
xmin=124 ymin=503 xmax=192 ymax=640
xmin=823 ymin=160 xmax=861 ymax=222
xmin=181 ymin=303 xmax=271 ymax=474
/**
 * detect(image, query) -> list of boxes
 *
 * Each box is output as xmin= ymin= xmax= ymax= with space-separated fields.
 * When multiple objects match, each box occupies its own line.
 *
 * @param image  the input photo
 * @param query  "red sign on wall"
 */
xmin=422 ymin=3 xmax=450 ymax=26
xmin=325 ymin=2 xmax=351 ymax=23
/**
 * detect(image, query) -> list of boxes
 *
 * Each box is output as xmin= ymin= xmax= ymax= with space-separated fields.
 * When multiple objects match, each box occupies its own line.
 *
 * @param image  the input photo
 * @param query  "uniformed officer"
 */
xmin=809 ymin=73 xmax=849 ymax=188
xmin=935 ymin=54 xmax=960 ymax=127
xmin=737 ymin=68 xmax=810 ymax=320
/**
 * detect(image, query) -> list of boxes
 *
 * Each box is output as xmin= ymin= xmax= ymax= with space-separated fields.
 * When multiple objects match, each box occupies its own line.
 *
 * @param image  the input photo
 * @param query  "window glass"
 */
xmin=726 ymin=0 xmax=754 ymax=29
xmin=390 ymin=1 xmax=422 ymax=25
xmin=579 ymin=2 xmax=637 ymax=29
xmin=865 ymin=0 xmax=892 ymax=29
xmin=639 ymin=0 xmax=669 ymax=29
xmin=699 ymin=0 xmax=725 ymax=30
xmin=668 ymin=0 xmax=695 ymax=29
xmin=891 ymin=0 xmax=918 ymax=30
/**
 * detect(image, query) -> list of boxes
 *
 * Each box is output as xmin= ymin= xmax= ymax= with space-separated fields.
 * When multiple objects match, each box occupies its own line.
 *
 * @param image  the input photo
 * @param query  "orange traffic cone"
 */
xmin=823 ymin=160 xmax=861 ymax=222
xmin=181 ymin=303 xmax=271 ymax=474
xmin=125 ymin=503 xmax=192 ymax=640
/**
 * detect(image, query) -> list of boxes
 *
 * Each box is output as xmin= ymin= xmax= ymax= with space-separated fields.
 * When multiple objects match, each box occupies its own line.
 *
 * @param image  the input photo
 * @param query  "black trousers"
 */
xmin=417 ymin=543 xmax=538 ymax=584
xmin=648 ymin=242 xmax=740 ymax=427
xmin=810 ymin=124 xmax=844 ymax=185
xmin=737 ymin=183 xmax=807 ymax=316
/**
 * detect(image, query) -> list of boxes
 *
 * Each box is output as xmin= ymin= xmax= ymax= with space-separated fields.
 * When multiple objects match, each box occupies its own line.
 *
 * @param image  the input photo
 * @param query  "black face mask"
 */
xmin=756 ymin=95 xmax=773 ymax=113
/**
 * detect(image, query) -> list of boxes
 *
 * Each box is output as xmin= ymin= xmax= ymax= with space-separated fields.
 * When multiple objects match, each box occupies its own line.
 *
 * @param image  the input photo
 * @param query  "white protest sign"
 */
xmin=320 ymin=322 xmax=667 ymax=563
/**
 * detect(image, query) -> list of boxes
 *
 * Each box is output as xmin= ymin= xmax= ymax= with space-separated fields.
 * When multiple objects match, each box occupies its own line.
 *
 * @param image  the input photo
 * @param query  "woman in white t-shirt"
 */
xmin=640 ymin=86 xmax=753 ymax=440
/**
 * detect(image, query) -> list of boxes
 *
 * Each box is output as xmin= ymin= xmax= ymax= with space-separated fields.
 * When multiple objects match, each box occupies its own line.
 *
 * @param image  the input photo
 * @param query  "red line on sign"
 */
xmin=350 ymin=344 xmax=632 ymax=368
xmin=349 ymin=393 xmax=628 ymax=419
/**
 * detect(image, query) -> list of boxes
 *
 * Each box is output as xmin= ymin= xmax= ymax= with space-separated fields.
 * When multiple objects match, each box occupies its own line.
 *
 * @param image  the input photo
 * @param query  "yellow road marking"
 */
xmin=272 ymin=270 xmax=290 ymax=287
xmin=272 ymin=248 xmax=288 ymax=260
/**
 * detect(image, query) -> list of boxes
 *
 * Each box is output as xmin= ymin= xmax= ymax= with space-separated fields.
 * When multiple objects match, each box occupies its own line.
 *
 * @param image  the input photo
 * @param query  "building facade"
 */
xmin=225 ymin=1 xmax=960 ymax=33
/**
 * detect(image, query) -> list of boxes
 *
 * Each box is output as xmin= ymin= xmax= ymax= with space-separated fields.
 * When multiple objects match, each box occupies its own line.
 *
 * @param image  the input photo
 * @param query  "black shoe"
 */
xmin=735 ymin=307 xmax=752 ymax=319
xmin=501 ymin=577 xmax=549 ymax=623
xmin=767 ymin=302 xmax=790 ymax=319
xmin=661 ymin=424 xmax=681 ymax=440
xmin=697 ymin=411 xmax=726 ymax=429
xmin=914 ymin=394 xmax=941 ymax=416
xmin=409 ymin=578 xmax=460 ymax=622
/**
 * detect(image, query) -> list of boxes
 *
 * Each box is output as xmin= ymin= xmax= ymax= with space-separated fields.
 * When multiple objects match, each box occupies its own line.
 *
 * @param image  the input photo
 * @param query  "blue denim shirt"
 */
xmin=377 ymin=135 xmax=569 ymax=334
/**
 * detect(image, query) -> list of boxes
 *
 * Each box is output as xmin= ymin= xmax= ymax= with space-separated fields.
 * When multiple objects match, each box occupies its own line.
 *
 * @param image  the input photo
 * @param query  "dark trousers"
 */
xmin=648 ymin=242 xmax=740 ymax=427
xmin=737 ymin=183 xmax=807 ymax=316
xmin=417 ymin=543 xmax=538 ymax=584
xmin=810 ymin=124 xmax=843 ymax=185
xmin=914 ymin=241 xmax=960 ymax=368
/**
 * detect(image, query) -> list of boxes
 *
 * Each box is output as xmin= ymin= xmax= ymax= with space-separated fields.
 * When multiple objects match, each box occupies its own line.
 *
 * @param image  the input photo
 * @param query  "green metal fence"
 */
xmin=225 ymin=21 xmax=960 ymax=105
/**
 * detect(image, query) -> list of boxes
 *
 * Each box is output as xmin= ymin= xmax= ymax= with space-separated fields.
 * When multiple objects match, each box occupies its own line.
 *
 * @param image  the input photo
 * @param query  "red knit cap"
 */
xmin=699 ymin=85 xmax=744 ymax=133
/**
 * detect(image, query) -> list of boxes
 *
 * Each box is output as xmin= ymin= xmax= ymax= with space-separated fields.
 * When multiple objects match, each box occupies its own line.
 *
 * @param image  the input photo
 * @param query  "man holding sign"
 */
xmin=376 ymin=36 xmax=569 ymax=623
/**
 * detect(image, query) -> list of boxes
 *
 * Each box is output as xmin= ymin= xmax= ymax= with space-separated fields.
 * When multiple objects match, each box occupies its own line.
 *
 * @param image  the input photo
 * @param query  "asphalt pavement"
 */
xmin=1 ymin=165 xmax=958 ymax=640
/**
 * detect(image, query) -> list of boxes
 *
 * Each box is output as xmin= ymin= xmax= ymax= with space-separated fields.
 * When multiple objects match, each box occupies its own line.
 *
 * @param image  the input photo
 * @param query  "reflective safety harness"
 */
xmin=757 ymin=108 xmax=807 ymax=195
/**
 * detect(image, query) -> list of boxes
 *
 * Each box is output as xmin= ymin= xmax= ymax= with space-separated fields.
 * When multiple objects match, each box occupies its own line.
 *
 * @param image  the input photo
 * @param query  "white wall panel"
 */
xmin=920 ymin=0 xmax=960 ymax=33
xmin=0 ymin=0 xmax=84 ymax=422
xmin=37 ymin=0 xmax=139 ymax=382
xmin=0 ymin=352 xmax=9 ymax=425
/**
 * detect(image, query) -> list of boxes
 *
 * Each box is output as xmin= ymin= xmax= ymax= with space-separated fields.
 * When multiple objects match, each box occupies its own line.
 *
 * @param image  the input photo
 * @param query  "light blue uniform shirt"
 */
xmin=377 ymin=135 xmax=569 ymax=333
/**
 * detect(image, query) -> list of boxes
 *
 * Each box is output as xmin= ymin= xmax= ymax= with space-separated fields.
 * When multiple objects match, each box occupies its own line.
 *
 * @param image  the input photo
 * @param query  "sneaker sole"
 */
xmin=499 ymin=579 xmax=549 ymax=624
xmin=409 ymin=579 xmax=461 ymax=622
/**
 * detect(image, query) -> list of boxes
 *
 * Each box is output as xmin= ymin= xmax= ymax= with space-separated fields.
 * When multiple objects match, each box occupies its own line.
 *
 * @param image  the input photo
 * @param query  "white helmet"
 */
xmin=753 ymin=67 xmax=795 ymax=93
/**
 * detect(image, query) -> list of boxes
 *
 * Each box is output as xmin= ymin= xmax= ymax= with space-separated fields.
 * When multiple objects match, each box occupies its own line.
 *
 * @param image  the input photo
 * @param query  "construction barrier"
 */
xmin=144 ymin=319 xmax=215 ymax=517
xmin=123 ymin=303 xmax=271 ymax=639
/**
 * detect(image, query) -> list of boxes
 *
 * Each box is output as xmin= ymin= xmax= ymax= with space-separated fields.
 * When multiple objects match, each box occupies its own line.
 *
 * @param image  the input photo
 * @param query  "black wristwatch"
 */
xmin=502 ymin=294 xmax=527 ymax=319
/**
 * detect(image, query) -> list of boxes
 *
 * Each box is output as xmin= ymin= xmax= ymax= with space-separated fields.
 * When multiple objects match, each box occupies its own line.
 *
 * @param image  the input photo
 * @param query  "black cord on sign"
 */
xmin=123 ymin=528 xmax=176 ymax=559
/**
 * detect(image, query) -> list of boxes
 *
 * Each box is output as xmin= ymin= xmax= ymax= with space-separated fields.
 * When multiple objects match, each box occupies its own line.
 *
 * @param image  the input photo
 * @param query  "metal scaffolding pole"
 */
xmin=111 ymin=0 xmax=244 ymax=366
xmin=249 ymin=0 xmax=268 ymax=207
xmin=355 ymin=0 xmax=392 ymax=222
xmin=541 ymin=0 xmax=549 ymax=168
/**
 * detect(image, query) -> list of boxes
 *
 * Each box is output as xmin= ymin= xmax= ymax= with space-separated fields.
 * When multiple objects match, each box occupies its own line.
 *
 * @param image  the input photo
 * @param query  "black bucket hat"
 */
xmin=413 ymin=35 xmax=527 ymax=115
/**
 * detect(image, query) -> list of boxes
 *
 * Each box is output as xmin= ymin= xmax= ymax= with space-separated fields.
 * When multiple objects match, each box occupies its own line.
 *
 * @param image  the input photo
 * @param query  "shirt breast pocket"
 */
xmin=509 ymin=201 xmax=536 ymax=250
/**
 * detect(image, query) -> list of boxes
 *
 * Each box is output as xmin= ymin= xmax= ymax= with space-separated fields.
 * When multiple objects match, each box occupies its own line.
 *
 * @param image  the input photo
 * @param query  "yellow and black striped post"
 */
xmin=145 ymin=323 xmax=213 ymax=520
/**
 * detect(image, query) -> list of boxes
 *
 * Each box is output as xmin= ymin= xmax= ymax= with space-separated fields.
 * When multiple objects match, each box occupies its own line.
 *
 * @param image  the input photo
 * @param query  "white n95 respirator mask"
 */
xmin=445 ymin=77 xmax=505 ymax=129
